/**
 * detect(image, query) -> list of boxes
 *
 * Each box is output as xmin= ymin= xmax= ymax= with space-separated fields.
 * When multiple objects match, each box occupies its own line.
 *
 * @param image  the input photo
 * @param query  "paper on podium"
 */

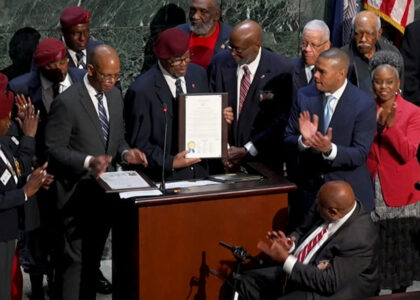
xmin=120 ymin=189 xmax=162 ymax=199
xmin=99 ymin=170 xmax=156 ymax=192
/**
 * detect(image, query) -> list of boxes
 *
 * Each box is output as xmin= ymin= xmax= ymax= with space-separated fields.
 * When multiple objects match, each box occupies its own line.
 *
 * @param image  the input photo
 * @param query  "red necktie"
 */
xmin=239 ymin=65 xmax=251 ymax=113
xmin=296 ymin=226 xmax=327 ymax=262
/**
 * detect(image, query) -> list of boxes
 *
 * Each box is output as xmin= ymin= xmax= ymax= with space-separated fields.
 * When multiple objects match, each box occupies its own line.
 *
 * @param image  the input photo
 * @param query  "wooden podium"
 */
xmin=112 ymin=165 xmax=295 ymax=300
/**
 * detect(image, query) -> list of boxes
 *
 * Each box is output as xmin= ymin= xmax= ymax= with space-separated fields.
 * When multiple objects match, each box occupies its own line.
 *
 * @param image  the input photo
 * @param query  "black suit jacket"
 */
xmin=287 ymin=202 xmax=378 ymax=299
xmin=401 ymin=20 xmax=420 ymax=106
xmin=208 ymin=48 xmax=293 ymax=171
xmin=9 ymin=68 xmax=86 ymax=163
xmin=46 ymin=81 xmax=128 ymax=209
xmin=291 ymin=57 xmax=311 ymax=100
xmin=124 ymin=63 xmax=209 ymax=181
xmin=0 ymin=136 xmax=35 ymax=242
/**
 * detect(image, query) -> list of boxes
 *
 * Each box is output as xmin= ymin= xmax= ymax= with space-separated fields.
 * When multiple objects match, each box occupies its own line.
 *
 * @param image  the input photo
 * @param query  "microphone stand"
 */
xmin=160 ymin=104 xmax=168 ymax=195
xmin=219 ymin=241 xmax=263 ymax=300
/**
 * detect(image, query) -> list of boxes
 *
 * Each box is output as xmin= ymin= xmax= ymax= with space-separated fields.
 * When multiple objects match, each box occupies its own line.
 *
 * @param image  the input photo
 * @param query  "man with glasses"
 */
xmin=124 ymin=28 xmax=209 ymax=181
xmin=178 ymin=0 xmax=232 ymax=68
xmin=46 ymin=44 xmax=148 ymax=300
xmin=208 ymin=20 xmax=293 ymax=174
xmin=342 ymin=10 xmax=403 ymax=98
xmin=59 ymin=6 xmax=102 ymax=70
xmin=291 ymin=20 xmax=331 ymax=98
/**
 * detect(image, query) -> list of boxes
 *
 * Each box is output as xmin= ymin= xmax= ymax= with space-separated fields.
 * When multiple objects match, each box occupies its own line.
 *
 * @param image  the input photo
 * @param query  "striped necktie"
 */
xmin=175 ymin=78 xmax=184 ymax=98
xmin=76 ymin=51 xmax=86 ymax=69
xmin=296 ymin=226 xmax=328 ymax=262
xmin=96 ymin=93 xmax=109 ymax=143
xmin=239 ymin=65 xmax=251 ymax=113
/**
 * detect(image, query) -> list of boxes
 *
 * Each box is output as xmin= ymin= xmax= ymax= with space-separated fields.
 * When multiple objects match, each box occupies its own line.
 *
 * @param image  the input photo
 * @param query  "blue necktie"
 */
xmin=323 ymin=95 xmax=335 ymax=134
xmin=96 ymin=93 xmax=109 ymax=142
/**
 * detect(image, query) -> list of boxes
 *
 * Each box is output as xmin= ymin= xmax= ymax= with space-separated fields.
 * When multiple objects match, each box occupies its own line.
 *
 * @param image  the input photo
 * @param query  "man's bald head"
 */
xmin=353 ymin=10 xmax=382 ymax=59
xmin=87 ymin=44 xmax=121 ymax=92
xmin=316 ymin=181 xmax=356 ymax=222
xmin=229 ymin=20 xmax=262 ymax=65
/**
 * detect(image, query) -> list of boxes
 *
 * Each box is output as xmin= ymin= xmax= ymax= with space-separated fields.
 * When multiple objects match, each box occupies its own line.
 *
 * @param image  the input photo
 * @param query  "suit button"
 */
xmin=320 ymin=174 xmax=325 ymax=180
xmin=190 ymin=166 xmax=194 ymax=170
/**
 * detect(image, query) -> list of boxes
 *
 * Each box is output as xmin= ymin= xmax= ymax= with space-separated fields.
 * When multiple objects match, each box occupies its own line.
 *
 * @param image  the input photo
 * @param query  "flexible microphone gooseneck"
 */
xmin=160 ymin=103 xmax=168 ymax=194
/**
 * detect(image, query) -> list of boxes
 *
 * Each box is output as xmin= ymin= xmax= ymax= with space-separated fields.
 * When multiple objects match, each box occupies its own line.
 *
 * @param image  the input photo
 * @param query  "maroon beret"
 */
xmin=60 ymin=6 xmax=90 ymax=29
xmin=33 ymin=38 xmax=67 ymax=67
xmin=154 ymin=28 xmax=190 ymax=60
xmin=0 ymin=73 xmax=14 ymax=119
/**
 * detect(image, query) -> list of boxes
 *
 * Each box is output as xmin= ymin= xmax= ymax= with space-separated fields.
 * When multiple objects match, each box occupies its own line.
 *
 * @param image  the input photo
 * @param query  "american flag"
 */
xmin=364 ymin=0 xmax=415 ymax=33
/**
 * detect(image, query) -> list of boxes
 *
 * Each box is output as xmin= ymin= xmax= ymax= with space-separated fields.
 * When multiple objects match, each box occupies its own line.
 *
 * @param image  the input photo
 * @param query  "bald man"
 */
xmin=284 ymin=48 xmax=376 ymax=230
xmin=209 ymin=20 xmax=293 ymax=173
xmin=231 ymin=181 xmax=378 ymax=299
xmin=46 ymin=44 xmax=147 ymax=300
xmin=341 ymin=10 xmax=403 ymax=98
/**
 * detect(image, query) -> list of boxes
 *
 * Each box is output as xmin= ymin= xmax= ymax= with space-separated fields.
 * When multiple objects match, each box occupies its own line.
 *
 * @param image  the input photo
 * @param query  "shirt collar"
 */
xmin=40 ymin=72 xmax=72 ymax=90
xmin=330 ymin=200 xmax=357 ymax=227
xmin=83 ymin=73 xmax=100 ymax=98
xmin=325 ymin=79 xmax=348 ymax=100
xmin=237 ymin=46 xmax=262 ymax=75
xmin=158 ymin=61 xmax=186 ymax=85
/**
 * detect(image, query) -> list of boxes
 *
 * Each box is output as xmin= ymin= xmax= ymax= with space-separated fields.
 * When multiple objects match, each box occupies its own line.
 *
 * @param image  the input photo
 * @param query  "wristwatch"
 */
xmin=323 ymin=148 xmax=332 ymax=156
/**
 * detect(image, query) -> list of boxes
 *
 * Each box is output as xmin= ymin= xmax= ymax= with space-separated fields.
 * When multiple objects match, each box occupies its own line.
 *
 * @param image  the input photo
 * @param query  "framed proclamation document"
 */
xmin=178 ymin=93 xmax=228 ymax=159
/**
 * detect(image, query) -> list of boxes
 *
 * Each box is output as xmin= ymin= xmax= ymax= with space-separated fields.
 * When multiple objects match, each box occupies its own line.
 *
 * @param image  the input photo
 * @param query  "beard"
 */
xmin=189 ymin=18 xmax=215 ymax=36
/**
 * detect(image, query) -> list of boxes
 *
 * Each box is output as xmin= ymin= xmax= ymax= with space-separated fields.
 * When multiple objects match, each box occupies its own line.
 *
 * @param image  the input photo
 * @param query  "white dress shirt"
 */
xmin=298 ymin=79 xmax=348 ymax=160
xmin=40 ymin=73 xmax=73 ymax=112
xmin=283 ymin=200 xmax=357 ymax=274
xmin=158 ymin=61 xmax=187 ymax=98
xmin=235 ymin=47 xmax=262 ymax=156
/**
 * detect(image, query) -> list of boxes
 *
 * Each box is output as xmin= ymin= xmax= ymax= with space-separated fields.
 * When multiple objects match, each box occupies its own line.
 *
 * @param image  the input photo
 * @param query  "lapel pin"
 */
xmin=192 ymin=83 xmax=195 ymax=88
xmin=260 ymin=74 xmax=265 ymax=79
xmin=221 ymin=44 xmax=226 ymax=49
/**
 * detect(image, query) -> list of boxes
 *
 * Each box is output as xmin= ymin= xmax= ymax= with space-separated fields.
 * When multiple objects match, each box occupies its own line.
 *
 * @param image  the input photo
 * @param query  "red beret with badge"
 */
xmin=60 ymin=6 xmax=90 ymax=29
xmin=33 ymin=38 xmax=67 ymax=67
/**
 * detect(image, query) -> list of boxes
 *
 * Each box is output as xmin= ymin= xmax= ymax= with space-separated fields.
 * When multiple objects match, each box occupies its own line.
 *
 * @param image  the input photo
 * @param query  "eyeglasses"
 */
xmin=301 ymin=40 xmax=329 ymax=49
xmin=169 ymin=56 xmax=191 ymax=66
xmin=96 ymin=70 xmax=121 ymax=81
xmin=227 ymin=42 xmax=251 ymax=55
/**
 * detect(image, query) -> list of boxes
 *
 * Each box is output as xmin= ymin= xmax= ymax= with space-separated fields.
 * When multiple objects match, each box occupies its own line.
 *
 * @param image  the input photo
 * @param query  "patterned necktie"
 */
xmin=96 ymin=93 xmax=109 ymax=143
xmin=309 ymin=67 xmax=315 ymax=83
xmin=296 ymin=226 xmax=328 ymax=262
xmin=239 ymin=65 xmax=251 ymax=113
xmin=323 ymin=95 xmax=335 ymax=134
xmin=175 ymin=78 xmax=184 ymax=98
xmin=52 ymin=82 xmax=60 ymax=98
xmin=76 ymin=51 xmax=86 ymax=69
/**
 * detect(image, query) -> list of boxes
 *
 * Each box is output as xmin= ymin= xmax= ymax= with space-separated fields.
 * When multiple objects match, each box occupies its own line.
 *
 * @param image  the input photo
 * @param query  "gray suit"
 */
xmin=45 ymin=80 xmax=128 ymax=300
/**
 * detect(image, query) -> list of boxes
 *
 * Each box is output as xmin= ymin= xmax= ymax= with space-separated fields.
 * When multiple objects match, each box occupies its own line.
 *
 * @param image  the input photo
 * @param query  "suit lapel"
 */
xmin=78 ymin=84 xmax=106 ymax=148
xmin=295 ymin=58 xmax=309 ymax=87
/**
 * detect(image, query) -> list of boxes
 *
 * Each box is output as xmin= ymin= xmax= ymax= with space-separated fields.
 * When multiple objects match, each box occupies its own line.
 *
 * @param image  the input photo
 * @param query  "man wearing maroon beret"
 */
xmin=0 ymin=72 xmax=48 ymax=300
xmin=59 ymin=6 xmax=102 ymax=69
xmin=8 ymin=37 xmax=86 ymax=299
xmin=124 ymin=27 xmax=210 ymax=181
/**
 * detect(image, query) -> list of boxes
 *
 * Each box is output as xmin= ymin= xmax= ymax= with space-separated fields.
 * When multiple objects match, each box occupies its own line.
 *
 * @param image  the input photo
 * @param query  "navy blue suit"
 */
xmin=208 ymin=48 xmax=293 ymax=172
xmin=124 ymin=63 xmax=209 ymax=181
xmin=177 ymin=22 xmax=232 ymax=57
xmin=66 ymin=39 xmax=102 ymax=69
xmin=284 ymin=82 xmax=376 ymax=212
xmin=291 ymin=57 xmax=310 ymax=100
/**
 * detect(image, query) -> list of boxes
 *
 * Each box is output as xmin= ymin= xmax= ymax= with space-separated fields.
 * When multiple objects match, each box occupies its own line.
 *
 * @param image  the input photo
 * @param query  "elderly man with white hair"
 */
xmin=341 ymin=10 xmax=403 ymax=98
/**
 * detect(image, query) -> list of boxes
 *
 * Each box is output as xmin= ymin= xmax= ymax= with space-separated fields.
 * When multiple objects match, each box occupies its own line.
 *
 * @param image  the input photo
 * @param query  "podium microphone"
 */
xmin=219 ymin=241 xmax=263 ymax=265
xmin=160 ymin=103 xmax=168 ymax=194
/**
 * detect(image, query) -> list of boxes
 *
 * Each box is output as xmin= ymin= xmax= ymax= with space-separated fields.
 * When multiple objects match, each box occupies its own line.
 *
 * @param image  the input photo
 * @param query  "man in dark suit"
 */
xmin=177 ymin=0 xmax=231 ymax=68
xmin=341 ymin=10 xmax=403 ymax=99
xmin=0 ymin=72 xmax=47 ymax=300
xmin=124 ymin=27 xmax=209 ymax=182
xmin=9 ymin=37 xmax=85 ymax=300
xmin=208 ymin=20 xmax=293 ymax=173
xmin=59 ymin=6 xmax=102 ymax=70
xmin=232 ymin=181 xmax=378 ymax=299
xmin=284 ymin=48 xmax=376 ymax=228
xmin=46 ymin=44 xmax=148 ymax=300
xmin=401 ymin=19 xmax=420 ymax=106
xmin=291 ymin=20 xmax=331 ymax=98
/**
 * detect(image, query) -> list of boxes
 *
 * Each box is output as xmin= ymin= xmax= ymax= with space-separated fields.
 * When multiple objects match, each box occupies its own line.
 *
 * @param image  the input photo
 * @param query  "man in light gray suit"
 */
xmin=46 ymin=44 xmax=148 ymax=300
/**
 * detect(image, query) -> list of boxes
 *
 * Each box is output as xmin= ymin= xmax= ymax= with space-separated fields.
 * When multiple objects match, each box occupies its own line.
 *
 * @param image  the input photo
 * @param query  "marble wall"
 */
xmin=0 ymin=0 xmax=419 ymax=91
